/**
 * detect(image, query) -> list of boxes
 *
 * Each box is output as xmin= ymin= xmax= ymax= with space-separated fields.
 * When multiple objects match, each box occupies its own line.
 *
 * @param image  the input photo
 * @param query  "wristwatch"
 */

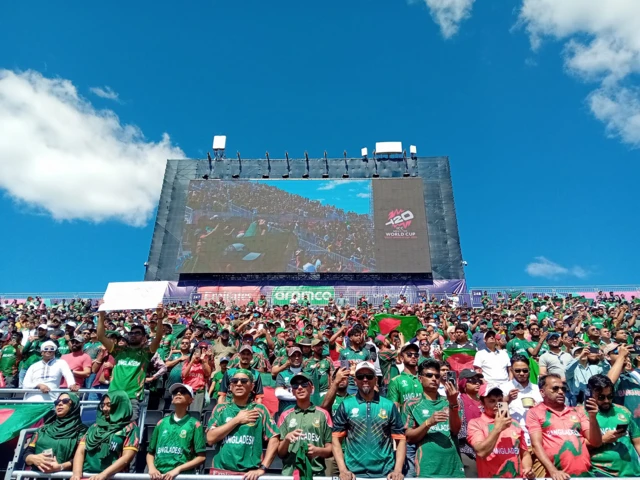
xmin=259 ymin=464 xmax=269 ymax=471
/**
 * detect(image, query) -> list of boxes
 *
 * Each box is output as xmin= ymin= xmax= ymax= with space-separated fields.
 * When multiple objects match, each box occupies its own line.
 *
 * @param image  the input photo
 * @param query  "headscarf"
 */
xmin=457 ymin=377 xmax=482 ymax=422
xmin=84 ymin=391 xmax=133 ymax=452
xmin=34 ymin=393 xmax=87 ymax=464
xmin=233 ymin=369 xmax=254 ymax=382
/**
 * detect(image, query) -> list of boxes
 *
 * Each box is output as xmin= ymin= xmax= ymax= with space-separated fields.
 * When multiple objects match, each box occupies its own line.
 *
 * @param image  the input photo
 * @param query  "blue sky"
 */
xmin=259 ymin=180 xmax=372 ymax=215
xmin=0 ymin=0 xmax=639 ymax=293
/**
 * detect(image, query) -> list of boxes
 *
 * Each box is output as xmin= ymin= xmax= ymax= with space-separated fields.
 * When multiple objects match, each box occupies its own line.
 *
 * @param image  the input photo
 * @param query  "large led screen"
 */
xmin=177 ymin=178 xmax=431 ymax=274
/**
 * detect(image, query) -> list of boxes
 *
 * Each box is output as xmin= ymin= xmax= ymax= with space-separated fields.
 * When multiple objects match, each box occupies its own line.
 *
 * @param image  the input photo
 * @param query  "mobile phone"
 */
xmin=194 ymin=347 xmax=202 ymax=356
xmin=589 ymin=346 xmax=600 ymax=354
xmin=616 ymin=424 xmax=629 ymax=433
xmin=496 ymin=402 xmax=509 ymax=417
xmin=446 ymin=371 xmax=457 ymax=385
xmin=584 ymin=387 xmax=592 ymax=402
xmin=42 ymin=449 xmax=54 ymax=458
xmin=340 ymin=360 xmax=350 ymax=369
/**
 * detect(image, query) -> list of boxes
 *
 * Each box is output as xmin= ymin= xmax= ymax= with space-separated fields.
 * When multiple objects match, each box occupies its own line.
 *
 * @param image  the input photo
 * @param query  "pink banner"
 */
xmin=198 ymin=286 xmax=262 ymax=306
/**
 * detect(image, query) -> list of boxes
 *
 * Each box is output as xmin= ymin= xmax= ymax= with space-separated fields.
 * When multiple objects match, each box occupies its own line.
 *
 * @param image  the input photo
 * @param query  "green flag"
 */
xmin=0 ymin=403 xmax=52 ymax=443
xmin=367 ymin=314 xmax=421 ymax=340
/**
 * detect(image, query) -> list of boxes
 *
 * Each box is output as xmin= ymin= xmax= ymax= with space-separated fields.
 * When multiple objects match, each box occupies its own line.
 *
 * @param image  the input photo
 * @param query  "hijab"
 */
xmin=84 ymin=391 xmax=133 ymax=452
xmin=35 ymin=393 xmax=87 ymax=464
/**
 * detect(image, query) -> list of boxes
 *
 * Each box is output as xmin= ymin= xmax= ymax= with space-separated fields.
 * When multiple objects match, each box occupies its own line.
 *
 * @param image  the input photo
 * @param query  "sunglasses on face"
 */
xmin=173 ymin=388 xmax=191 ymax=396
xmin=551 ymin=385 xmax=568 ymax=393
xmin=467 ymin=377 xmax=483 ymax=384
xmin=405 ymin=352 xmax=420 ymax=358
xmin=129 ymin=331 xmax=144 ymax=336
xmin=513 ymin=369 xmax=530 ymax=374
xmin=42 ymin=347 xmax=56 ymax=352
xmin=355 ymin=373 xmax=375 ymax=381
xmin=291 ymin=381 xmax=311 ymax=390
xmin=54 ymin=398 xmax=72 ymax=406
xmin=597 ymin=394 xmax=614 ymax=401
xmin=421 ymin=373 xmax=441 ymax=379
xmin=230 ymin=378 xmax=251 ymax=385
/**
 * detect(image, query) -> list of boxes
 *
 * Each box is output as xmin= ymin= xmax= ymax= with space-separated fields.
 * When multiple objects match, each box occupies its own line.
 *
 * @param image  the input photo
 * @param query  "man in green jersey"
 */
xmin=219 ymin=345 xmax=264 ymax=404
xmin=155 ymin=323 xmax=175 ymax=361
xmin=277 ymin=372 xmax=333 ymax=477
xmin=207 ymin=369 xmax=279 ymax=480
xmin=506 ymin=323 xmax=545 ymax=359
xmin=607 ymin=345 xmax=640 ymax=429
xmin=19 ymin=323 xmax=48 ymax=387
xmin=147 ymin=383 xmax=206 ymax=478
xmin=303 ymin=338 xmax=334 ymax=396
xmin=587 ymin=374 xmax=640 ymax=477
xmin=332 ymin=361 xmax=406 ymax=480
xmin=209 ymin=356 xmax=229 ymax=406
xmin=0 ymin=333 xmax=21 ymax=387
xmin=404 ymin=359 xmax=464 ymax=478
xmin=338 ymin=325 xmax=370 ymax=394
xmin=97 ymin=304 xmax=164 ymax=421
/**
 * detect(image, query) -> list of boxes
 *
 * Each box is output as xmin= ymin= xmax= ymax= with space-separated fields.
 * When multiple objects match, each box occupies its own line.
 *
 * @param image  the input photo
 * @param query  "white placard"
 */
xmin=98 ymin=281 xmax=169 ymax=312
xmin=375 ymin=141 xmax=403 ymax=155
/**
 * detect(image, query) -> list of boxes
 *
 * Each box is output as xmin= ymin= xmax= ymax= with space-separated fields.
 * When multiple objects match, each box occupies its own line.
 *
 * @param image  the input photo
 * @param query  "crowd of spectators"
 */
xmin=184 ymin=181 xmax=375 ymax=270
xmin=2 ymin=290 xmax=640 ymax=479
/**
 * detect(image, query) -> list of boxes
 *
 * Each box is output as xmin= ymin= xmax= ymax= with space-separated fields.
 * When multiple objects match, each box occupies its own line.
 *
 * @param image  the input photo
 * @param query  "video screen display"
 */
xmin=177 ymin=178 xmax=431 ymax=274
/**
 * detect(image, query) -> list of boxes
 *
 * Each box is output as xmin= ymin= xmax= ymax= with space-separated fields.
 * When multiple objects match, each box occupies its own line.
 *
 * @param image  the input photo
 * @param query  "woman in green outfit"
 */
xmin=24 ymin=393 xmax=87 ymax=472
xmin=71 ymin=391 xmax=140 ymax=480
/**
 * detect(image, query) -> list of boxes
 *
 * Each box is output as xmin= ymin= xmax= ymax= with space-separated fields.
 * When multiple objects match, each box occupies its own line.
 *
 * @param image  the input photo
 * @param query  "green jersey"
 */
xmin=157 ymin=334 xmax=175 ymax=361
xmin=589 ymin=404 xmax=640 ymax=477
xmin=57 ymin=338 xmax=70 ymax=356
xmin=83 ymin=341 xmax=102 ymax=360
xmin=0 ymin=345 xmax=18 ymax=375
xmin=303 ymin=357 xmax=333 ymax=393
xmin=275 ymin=368 xmax=300 ymax=418
xmin=211 ymin=370 xmax=225 ymax=398
xmin=278 ymin=404 xmax=332 ymax=475
xmin=332 ymin=393 xmax=405 ymax=478
xmin=387 ymin=371 xmax=423 ymax=407
xmin=148 ymin=414 xmax=207 ymax=474
xmin=108 ymin=345 xmax=153 ymax=400
xmin=506 ymin=338 xmax=533 ymax=358
xmin=207 ymin=402 xmax=278 ymax=472
xmin=338 ymin=346 xmax=370 ymax=390
xmin=403 ymin=395 xmax=465 ymax=478
xmin=331 ymin=394 xmax=349 ymax=418
xmin=81 ymin=422 xmax=140 ymax=474
xmin=220 ymin=367 xmax=264 ymax=400
xmin=614 ymin=372 xmax=640 ymax=430
xmin=378 ymin=350 xmax=398 ymax=385
xmin=21 ymin=338 xmax=45 ymax=369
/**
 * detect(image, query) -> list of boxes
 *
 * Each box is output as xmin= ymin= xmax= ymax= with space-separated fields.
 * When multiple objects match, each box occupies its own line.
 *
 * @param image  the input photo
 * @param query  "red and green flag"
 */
xmin=0 ymin=403 xmax=52 ymax=444
xmin=367 ymin=314 xmax=421 ymax=341
xmin=443 ymin=348 xmax=477 ymax=374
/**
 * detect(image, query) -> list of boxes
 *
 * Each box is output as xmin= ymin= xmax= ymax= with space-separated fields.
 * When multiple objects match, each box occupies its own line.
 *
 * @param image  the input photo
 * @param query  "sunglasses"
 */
xmin=291 ymin=381 xmax=311 ymax=390
xmin=355 ymin=373 xmax=375 ymax=381
xmin=421 ymin=373 xmax=441 ymax=379
xmin=173 ymin=388 xmax=191 ymax=396
xmin=54 ymin=398 xmax=72 ymax=406
xmin=129 ymin=331 xmax=144 ymax=336
xmin=467 ymin=377 xmax=483 ymax=384
xmin=597 ymin=394 xmax=614 ymax=401
xmin=42 ymin=347 xmax=56 ymax=352
xmin=551 ymin=386 xmax=568 ymax=393
xmin=513 ymin=369 xmax=530 ymax=374
xmin=405 ymin=352 xmax=420 ymax=358
xmin=230 ymin=378 xmax=251 ymax=385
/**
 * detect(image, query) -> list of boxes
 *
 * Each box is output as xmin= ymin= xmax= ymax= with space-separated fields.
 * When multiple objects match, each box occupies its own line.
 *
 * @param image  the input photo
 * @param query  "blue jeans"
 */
xmin=18 ymin=368 xmax=27 ymax=388
xmin=404 ymin=442 xmax=417 ymax=478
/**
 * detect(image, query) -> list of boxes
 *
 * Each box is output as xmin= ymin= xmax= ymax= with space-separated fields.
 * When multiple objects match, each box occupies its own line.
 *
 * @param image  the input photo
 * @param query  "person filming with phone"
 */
xmin=586 ymin=374 xmax=640 ymax=477
xmin=467 ymin=384 xmax=534 ymax=478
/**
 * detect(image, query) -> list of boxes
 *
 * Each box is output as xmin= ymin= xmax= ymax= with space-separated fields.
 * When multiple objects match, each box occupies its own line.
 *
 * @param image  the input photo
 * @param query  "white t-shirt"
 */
xmin=473 ymin=348 xmax=510 ymax=384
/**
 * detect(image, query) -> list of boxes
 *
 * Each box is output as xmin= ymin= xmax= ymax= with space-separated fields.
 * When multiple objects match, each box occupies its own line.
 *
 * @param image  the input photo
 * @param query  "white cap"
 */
xmin=169 ymin=383 xmax=194 ymax=397
xmin=354 ymin=361 xmax=376 ymax=374
xmin=37 ymin=324 xmax=48 ymax=330
xmin=41 ymin=340 xmax=57 ymax=351
xmin=67 ymin=321 xmax=77 ymax=328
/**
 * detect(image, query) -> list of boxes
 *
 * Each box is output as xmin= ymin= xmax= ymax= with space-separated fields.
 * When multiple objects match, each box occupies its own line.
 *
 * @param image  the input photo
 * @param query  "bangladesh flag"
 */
xmin=0 ymin=403 xmax=52 ymax=444
xmin=443 ymin=348 xmax=477 ymax=374
xmin=367 ymin=314 xmax=420 ymax=341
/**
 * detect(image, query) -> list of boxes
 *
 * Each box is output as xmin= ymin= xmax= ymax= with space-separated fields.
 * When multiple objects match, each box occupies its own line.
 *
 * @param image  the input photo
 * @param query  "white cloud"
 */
xmin=525 ymin=256 xmax=589 ymax=279
xmin=517 ymin=0 xmax=640 ymax=146
xmin=90 ymin=85 xmax=120 ymax=101
xmin=317 ymin=182 xmax=339 ymax=191
xmin=356 ymin=193 xmax=371 ymax=198
xmin=0 ymin=69 xmax=185 ymax=226
xmin=417 ymin=0 xmax=475 ymax=38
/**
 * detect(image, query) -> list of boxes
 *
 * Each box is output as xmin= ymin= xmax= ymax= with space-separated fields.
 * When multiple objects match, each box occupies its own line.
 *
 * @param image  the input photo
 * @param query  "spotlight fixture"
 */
xmin=282 ymin=173 xmax=290 ymax=178
xmin=403 ymin=172 xmax=410 ymax=177
xmin=361 ymin=147 xmax=368 ymax=160
xmin=342 ymin=173 xmax=349 ymax=178
xmin=302 ymin=173 xmax=309 ymax=178
xmin=202 ymin=174 xmax=209 ymax=180
xmin=232 ymin=174 xmax=240 ymax=179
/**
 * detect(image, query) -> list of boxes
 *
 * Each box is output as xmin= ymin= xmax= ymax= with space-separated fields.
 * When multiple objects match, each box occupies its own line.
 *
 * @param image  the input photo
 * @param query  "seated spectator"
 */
xmin=60 ymin=335 xmax=92 ymax=388
xmin=147 ymin=383 xmax=207 ymax=477
xmin=467 ymin=384 xmax=534 ymax=478
xmin=71 ymin=391 xmax=139 ymax=480
xmin=473 ymin=330 xmax=510 ymax=384
xmin=23 ymin=341 xmax=79 ymax=401
xmin=24 ymin=393 xmax=87 ymax=472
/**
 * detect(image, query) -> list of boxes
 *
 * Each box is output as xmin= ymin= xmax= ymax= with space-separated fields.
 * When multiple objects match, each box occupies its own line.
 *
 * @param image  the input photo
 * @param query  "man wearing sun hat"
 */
xmin=23 ymin=340 xmax=79 ymax=401
xmin=332 ymin=361 xmax=406 ymax=480
xmin=147 ymin=383 xmax=207 ymax=477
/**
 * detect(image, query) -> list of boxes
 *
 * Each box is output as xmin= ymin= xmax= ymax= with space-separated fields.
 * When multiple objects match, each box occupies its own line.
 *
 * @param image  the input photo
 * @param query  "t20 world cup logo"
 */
xmin=386 ymin=209 xmax=414 ymax=229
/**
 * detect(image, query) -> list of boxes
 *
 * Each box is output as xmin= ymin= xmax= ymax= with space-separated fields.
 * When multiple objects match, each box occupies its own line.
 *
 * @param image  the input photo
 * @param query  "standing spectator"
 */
xmin=277 ymin=372 xmax=333 ymax=478
xmin=444 ymin=324 xmax=477 ymax=350
xmin=456 ymin=369 xmax=484 ymax=475
xmin=212 ymin=328 xmax=236 ymax=369
xmin=565 ymin=345 xmax=608 ymax=405
xmin=0 ymin=332 xmax=21 ymax=387
xmin=501 ymin=355 xmax=542 ymax=447
xmin=605 ymin=345 xmax=640 ymax=429
xmin=71 ymin=392 xmax=139 ymax=480
xmin=473 ymin=330 xmax=510 ymax=384
xmin=526 ymin=373 xmax=602 ymax=479
xmin=166 ymin=337 xmax=192 ymax=388
xmin=23 ymin=341 xmax=79 ymax=401
xmin=218 ymin=345 xmax=264 ymax=404
xmin=275 ymin=347 xmax=304 ymax=419
xmin=404 ymin=359 xmax=463 ymax=478
xmin=82 ymin=328 xmax=102 ymax=389
xmin=538 ymin=333 xmax=573 ymax=380
xmin=471 ymin=322 xmax=488 ymax=350
xmin=97 ymin=305 xmax=164 ymax=422
xmin=19 ymin=323 xmax=49 ymax=387
xmin=387 ymin=343 xmax=423 ymax=406
xmin=338 ymin=325 xmax=370 ymax=394
xmin=181 ymin=343 xmax=212 ymax=412
xmin=302 ymin=338 xmax=334 ymax=397
xmin=147 ymin=383 xmax=207 ymax=477
xmin=60 ymin=336 xmax=92 ymax=388
xmin=467 ymin=384 xmax=534 ymax=478
xmin=206 ymin=369 xmax=279 ymax=478
xmin=587 ymin=374 xmax=640 ymax=477
xmin=332 ymin=361 xmax=406 ymax=480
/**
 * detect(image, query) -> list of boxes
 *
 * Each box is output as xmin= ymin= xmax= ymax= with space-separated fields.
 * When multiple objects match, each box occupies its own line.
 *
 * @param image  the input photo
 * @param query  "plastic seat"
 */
xmin=144 ymin=410 xmax=165 ymax=426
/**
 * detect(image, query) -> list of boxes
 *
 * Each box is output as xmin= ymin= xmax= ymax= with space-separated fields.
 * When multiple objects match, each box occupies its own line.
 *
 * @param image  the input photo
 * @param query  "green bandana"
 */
xmin=35 ymin=393 xmax=87 ymax=464
xmin=233 ymin=369 xmax=254 ymax=382
xmin=85 ymin=391 xmax=132 ymax=452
